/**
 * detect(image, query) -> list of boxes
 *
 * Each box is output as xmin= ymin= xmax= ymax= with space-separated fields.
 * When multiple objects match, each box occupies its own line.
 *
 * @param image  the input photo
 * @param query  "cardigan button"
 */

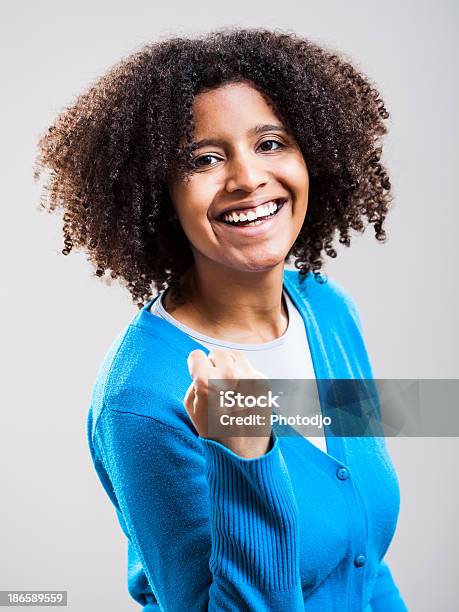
xmin=354 ymin=554 xmax=366 ymax=567
xmin=336 ymin=467 xmax=350 ymax=480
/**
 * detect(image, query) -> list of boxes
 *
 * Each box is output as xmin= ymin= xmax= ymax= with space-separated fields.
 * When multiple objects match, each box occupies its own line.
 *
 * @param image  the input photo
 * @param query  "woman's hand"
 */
xmin=184 ymin=348 xmax=273 ymax=459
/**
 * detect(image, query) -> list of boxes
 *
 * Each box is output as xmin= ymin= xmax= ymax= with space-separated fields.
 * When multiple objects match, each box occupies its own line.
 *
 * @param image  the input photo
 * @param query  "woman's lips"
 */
xmin=214 ymin=199 xmax=288 ymax=237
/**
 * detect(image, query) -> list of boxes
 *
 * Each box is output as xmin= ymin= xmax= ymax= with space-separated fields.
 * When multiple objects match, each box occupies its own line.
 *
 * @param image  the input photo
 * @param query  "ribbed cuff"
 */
xmin=200 ymin=432 xmax=300 ymax=590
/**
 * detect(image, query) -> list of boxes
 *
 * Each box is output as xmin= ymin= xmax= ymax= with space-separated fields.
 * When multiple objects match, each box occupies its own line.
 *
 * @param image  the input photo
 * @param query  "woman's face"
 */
xmin=168 ymin=81 xmax=309 ymax=274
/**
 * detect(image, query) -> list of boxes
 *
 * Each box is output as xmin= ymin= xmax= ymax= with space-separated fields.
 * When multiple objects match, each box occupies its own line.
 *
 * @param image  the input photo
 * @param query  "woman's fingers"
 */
xmin=187 ymin=348 xmax=267 ymax=388
xmin=187 ymin=349 xmax=214 ymax=388
xmin=207 ymin=348 xmax=237 ymax=368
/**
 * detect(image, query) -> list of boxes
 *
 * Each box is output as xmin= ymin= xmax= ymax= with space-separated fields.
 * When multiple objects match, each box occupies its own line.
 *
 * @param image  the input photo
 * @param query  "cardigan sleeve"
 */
xmin=91 ymin=405 xmax=304 ymax=612
xmin=369 ymin=559 xmax=408 ymax=611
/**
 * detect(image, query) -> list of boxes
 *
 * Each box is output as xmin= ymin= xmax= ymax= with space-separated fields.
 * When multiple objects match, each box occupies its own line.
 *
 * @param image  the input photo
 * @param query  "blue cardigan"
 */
xmin=87 ymin=269 xmax=408 ymax=611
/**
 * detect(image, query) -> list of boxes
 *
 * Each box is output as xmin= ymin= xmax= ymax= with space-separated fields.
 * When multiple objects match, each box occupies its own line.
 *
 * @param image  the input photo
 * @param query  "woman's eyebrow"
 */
xmin=192 ymin=124 xmax=289 ymax=149
xmin=250 ymin=123 xmax=288 ymax=137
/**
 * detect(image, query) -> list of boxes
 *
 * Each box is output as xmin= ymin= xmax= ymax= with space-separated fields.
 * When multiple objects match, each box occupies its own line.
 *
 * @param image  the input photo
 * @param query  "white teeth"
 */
xmin=222 ymin=200 xmax=282 ymax=224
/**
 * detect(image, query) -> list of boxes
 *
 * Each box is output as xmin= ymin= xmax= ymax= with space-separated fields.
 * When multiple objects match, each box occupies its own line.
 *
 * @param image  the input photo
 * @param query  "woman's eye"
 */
xmin=258 ymin=139 xmax=284 ymax=152
xmin=192 ymin=154 xmax=221 ymax=168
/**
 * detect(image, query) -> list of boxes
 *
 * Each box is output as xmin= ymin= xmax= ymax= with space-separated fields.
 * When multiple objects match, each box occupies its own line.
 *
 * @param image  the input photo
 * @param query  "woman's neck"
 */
xmin=162 ymin=263 xmax=288 ymax=344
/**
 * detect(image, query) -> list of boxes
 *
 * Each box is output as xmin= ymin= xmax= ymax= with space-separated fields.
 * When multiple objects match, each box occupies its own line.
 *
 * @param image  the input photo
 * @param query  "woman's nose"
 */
xmin=224 ymin=153 xmax=270 ymax=193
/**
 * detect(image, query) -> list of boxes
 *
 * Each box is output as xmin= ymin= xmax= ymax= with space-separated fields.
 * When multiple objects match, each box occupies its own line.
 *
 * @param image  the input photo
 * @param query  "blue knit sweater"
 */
xmin=87 ymin=269 xmax=408 ymax=611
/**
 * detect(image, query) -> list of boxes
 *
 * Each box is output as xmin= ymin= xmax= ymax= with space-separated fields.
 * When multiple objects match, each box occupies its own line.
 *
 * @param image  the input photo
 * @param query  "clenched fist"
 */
xmin=184 ymin=348 xmax=273 ymax=459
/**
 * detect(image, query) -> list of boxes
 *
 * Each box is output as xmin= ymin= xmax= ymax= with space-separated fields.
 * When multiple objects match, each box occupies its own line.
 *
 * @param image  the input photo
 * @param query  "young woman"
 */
xmin=36 ymin=28 xmax=408 ymax=611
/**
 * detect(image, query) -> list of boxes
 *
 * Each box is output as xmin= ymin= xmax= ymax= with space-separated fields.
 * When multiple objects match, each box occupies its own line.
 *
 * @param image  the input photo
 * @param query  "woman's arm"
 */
xmin=91 ymin=404 xmax=304 ymax=611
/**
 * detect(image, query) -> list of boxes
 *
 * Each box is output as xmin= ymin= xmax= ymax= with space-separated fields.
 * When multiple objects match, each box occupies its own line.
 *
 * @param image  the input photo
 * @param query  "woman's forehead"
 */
xmin=192 ymin=82 xmax=284 ymax=138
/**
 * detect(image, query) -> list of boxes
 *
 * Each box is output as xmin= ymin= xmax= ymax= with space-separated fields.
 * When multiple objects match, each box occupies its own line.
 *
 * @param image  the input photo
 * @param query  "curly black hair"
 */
xmin=35 ymin=27 xmax=391 ymax=309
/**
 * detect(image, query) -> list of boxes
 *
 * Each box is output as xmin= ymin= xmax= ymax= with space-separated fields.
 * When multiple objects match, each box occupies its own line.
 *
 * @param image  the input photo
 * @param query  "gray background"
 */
xmin=1 ymin=1 xmax=457 ymax=610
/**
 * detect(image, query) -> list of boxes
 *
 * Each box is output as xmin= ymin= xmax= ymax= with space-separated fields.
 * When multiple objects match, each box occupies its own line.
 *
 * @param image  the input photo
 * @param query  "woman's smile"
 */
xmin=212 ymin=196 xmax=290 ymax=238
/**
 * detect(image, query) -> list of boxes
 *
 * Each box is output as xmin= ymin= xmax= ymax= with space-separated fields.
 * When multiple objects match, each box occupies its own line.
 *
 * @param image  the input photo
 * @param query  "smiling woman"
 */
xmin=35 ymin=28 xmax=407 ymax=611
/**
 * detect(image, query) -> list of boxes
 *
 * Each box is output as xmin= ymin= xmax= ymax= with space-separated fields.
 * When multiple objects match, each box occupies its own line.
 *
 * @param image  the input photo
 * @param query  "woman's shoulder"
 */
xmin=283 ymin=268 xmax=362 ymax=326
xmin=88 ymin=309 xmax=199 ymax=436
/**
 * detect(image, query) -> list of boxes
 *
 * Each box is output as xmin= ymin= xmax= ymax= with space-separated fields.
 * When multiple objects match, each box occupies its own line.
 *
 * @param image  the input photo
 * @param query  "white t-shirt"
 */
xmin=149 ymin=289 xmax=328 ymax=453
